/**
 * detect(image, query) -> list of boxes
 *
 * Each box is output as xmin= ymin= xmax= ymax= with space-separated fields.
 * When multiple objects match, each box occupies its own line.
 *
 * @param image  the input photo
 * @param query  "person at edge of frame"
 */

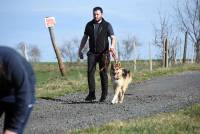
xmin=0 ymin=46 xmax=35 ymax=134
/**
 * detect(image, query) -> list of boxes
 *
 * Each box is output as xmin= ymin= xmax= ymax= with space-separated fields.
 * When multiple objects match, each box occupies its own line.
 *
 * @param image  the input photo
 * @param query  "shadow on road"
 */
xmin=39 ymin=97 xmax=100 ymax=104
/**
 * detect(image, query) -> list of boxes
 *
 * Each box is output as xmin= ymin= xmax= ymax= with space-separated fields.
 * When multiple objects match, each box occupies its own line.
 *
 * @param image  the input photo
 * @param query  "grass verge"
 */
xmin=71 ymin=103 xmax=200 ymax=134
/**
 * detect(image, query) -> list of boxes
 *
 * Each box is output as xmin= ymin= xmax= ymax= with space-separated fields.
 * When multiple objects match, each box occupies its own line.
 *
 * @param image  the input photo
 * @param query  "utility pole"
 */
xmin=45 ymin=17 xmax=65 ymax=76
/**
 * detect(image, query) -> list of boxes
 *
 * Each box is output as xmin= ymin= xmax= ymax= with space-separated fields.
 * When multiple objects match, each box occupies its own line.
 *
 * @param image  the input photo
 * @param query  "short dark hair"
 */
xmin=93 ymin=7 xmax=103 ymax=13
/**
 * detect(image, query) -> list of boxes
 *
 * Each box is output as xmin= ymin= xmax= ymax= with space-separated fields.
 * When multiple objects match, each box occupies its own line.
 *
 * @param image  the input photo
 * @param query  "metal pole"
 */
xmin=48 ymin=27 xmax=65 ymax=76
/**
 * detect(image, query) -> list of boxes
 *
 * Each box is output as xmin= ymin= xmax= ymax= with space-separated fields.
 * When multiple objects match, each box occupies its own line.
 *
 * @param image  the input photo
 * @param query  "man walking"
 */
xmin=79 ymin=7 xmax=116 ymax=102
xmin=0 ymin=46 xmax=35 ymax=134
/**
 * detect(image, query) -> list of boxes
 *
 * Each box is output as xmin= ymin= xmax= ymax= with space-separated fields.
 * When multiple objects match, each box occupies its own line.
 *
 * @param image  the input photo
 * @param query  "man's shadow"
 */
xmin=39 ymin=97 xmax=99 ymax=104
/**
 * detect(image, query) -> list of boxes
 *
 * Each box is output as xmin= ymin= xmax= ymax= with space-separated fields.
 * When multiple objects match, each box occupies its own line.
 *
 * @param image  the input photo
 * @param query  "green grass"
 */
xmin=132 ymin=64 xmax=200 ymax=82
xmin=34 ymin=62 xmax=200 ymax=99
xmin=34 ymin=62 xmax=89 ymax=98
xmin=71 ymin=103 xmax=200 ymax=134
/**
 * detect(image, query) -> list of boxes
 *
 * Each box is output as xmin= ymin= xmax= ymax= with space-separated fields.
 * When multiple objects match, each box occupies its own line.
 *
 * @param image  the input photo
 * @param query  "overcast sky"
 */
xmin=0 ymin=0 xmax=180 ymax=61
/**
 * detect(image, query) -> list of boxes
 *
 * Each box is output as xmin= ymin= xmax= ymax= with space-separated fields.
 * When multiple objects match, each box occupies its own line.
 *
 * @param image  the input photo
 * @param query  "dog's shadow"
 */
xmin=40 ymin=97 xmax=99 ymax=104
xmin=124 ymin=93 xmax=134 ymax=96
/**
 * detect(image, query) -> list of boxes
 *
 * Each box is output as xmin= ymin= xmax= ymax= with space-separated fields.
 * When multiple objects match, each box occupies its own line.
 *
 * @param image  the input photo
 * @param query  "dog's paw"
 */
xmin=111 ymin=100 xmax=116 ymax=104
xmin=119 ymin=100 xmax=123 ymax=104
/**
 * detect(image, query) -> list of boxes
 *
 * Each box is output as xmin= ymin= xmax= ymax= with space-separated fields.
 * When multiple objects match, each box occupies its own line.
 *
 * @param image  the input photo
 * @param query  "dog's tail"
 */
xmin=127 ymin=71 xmax=132 ymax=84
xmin=122 ymin=69 xmax=133 ymax=84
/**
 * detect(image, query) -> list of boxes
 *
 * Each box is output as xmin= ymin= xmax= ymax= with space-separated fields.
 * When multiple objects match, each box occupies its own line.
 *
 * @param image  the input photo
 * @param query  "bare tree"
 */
xmin=28 ymin=45 xmax=41 ymax=62
xmin=169 ymin=36 xmax=180 ymax=65
xmin=61 ymin=38 xmax=80 ymax=62
xmin=17 ymin=41 xmax=29 ymax=61
xmin=121 ymin=36 xmax=141 ymax=61
xmin=153 ymin=10 xmax=183 ymax=66
xmin=176 ymin=0 xmax=200 ymax=63
xmin=153 ymin=12 xmax=172 ymax=58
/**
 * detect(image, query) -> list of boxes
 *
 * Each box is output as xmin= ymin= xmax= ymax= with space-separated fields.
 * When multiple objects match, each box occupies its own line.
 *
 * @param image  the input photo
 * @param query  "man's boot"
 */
xmin=99 ymin=91 xmax=107 ymax=102
xmin=85 ymin=91 xmax=96 ymax=101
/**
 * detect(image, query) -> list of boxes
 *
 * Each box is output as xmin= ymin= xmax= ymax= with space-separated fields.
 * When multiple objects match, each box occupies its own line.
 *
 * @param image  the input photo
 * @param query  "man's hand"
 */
xmin=79 ymin=50 xmax=83 ymax=59
xmin=109 ymin=47 xmax=115 ymax=53
xmin=4 ymin=130 xmax=17 ymax=134
xmin=78 ymin=34 xmax=88 ymax=59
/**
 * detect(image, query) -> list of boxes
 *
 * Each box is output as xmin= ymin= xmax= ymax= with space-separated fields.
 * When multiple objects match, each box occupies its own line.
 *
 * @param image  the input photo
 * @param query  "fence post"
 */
xmin=163 ymin=37 xmax=169 ymax=68
xmin=149 ymin=43 xmax=152 ymax=71
xmin=183 ymin=31 xmax=188 ymax=63
xmin=163 ymin=38 xmax=165 ymax=68
xmin=165 ymin=38 xmax=169 ymax=68
xmin=133 ymin=41 xmax=136 ymax=72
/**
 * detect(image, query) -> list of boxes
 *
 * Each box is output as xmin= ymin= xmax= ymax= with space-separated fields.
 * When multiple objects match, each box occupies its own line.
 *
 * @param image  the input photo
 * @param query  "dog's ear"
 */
xmin=127 ymin=70 xmax=131 ymax=77
xmin=122 ymin=69 xmax=131 ymax=78
xmin=122 ymin=69 xmax=127 ymax=78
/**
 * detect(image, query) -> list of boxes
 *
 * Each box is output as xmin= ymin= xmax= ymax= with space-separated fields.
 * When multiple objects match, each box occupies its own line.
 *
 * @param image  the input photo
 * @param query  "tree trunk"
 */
xmin=195 ymin=39 xmax=200 ymax=63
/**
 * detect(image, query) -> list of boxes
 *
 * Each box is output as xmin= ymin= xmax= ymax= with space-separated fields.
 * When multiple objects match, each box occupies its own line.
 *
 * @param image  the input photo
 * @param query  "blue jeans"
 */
xmin=0 ymin=101 xmax=33 ymax=134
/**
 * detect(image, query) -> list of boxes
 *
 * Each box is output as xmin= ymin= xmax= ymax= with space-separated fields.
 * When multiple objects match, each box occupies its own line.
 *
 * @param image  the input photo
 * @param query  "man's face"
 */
xmin=93 ymin=10 xmax=103 ymax=22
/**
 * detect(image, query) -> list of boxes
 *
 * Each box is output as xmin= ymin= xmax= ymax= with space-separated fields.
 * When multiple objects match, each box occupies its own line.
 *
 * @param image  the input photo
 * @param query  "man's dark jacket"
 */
xmin=84 ymin=18 xmax=113 ymax=54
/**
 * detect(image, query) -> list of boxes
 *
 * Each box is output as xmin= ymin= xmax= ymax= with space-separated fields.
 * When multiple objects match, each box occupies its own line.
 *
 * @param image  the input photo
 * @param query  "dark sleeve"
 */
xmin=107 ymin=23 xmax=114 ymax=36
xmin=5 ymin=56 xmax=35 ymax=132
xmin=84 ymin=23 xmax=90 ymax=36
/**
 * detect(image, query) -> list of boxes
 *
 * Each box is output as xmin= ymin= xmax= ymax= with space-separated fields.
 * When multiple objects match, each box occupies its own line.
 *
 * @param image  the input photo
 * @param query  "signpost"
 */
xmin=45 ymin=17 xmax=65 ymax=76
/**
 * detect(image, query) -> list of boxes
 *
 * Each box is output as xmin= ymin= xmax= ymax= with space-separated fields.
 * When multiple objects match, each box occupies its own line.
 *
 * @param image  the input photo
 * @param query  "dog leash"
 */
xmin=99 ymin=53 xmax=109 ymax=72
xmin=99 ymin=49 xmax=121 ymax=72
xmin=109 ymin=49 xmax=121 ymax=70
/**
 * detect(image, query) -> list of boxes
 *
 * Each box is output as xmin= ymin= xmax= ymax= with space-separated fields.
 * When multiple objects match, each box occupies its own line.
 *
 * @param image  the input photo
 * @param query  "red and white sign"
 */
xmin=45 ymin=17 xmax=56 ymax=28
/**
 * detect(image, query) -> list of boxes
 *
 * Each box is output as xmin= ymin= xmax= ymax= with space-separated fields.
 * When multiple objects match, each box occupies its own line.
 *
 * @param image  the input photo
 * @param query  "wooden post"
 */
xmin=149 ymin=43 xmax=152 ymax=71
xmin=174 ymin=37 xmax=178 ymax=65
xmin=45 ymin=17 xmax=65 ymax=76
xmin=191 ymin=43 xmax=194 ymax=64
xmin=163 ymin=37 xmax=168 ymax=68
xmin=22 ymin=42 xmax=29 ymax=61
xmin=133 ymin=41 xmax=136 ymax=72
xmin=163 ymin=38 xmax=165 ymax=68
xmin=179 ymin=38 xmax=182 ymax=64
xmin=183 ymin=31 xmax=188 ymax=63
xmin=165 ymin=38 xmax=169 ymax=68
